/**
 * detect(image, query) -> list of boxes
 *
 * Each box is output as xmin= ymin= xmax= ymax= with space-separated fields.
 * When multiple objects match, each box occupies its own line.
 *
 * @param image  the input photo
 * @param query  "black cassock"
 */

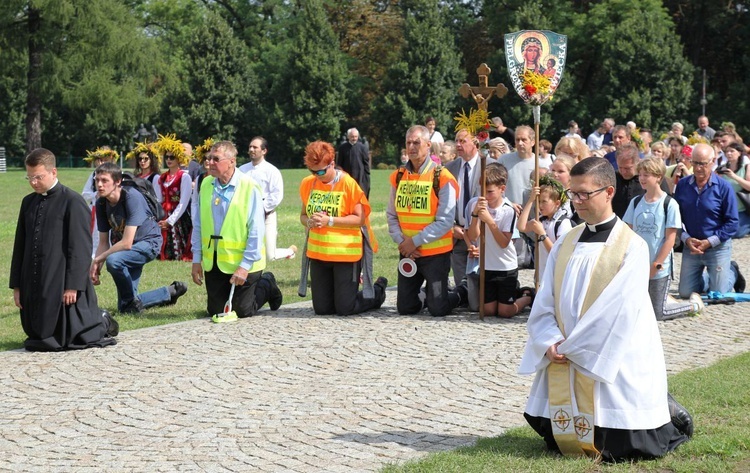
xmin=9 ymin=183 xmax=115 ymax=351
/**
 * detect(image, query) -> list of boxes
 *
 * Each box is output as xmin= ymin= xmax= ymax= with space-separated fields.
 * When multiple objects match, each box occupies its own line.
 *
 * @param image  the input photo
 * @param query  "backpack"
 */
xmin=121 ymin=171 xmax=165 ymax=221
xmin=632 ymin=193 xmax=677 ymax=274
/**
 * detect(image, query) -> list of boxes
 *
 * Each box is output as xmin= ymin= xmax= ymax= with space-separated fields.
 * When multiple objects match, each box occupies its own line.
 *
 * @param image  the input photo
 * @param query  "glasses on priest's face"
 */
xmin=564 ymin=186 xmax=610 ymax=202
xmin=308 ymin=163 xmax=332 ymax=176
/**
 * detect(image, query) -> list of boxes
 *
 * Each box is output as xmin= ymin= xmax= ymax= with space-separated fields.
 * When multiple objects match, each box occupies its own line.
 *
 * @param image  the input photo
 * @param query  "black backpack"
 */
xmin=121 ymin=171 xmax=165 ymax=221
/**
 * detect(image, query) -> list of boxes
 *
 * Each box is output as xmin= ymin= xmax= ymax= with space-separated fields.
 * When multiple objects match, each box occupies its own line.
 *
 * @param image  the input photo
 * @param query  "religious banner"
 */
xmin=504 ymin=30 xmax=567 ymax=106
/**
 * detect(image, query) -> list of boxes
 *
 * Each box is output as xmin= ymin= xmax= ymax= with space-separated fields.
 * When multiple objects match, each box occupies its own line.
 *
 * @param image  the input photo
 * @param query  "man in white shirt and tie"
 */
xmin=239 ymin=136 xmax=297 ymax=261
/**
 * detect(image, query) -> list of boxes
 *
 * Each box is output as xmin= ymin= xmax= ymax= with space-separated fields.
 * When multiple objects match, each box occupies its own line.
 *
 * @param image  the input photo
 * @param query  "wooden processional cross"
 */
xmin=458 ymin=64 xmax=508 ymax=319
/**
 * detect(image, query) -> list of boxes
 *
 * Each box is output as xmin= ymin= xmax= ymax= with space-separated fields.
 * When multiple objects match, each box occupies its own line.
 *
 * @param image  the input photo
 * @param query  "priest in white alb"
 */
xmin=518 ymin=157 xmax=692 ymax=462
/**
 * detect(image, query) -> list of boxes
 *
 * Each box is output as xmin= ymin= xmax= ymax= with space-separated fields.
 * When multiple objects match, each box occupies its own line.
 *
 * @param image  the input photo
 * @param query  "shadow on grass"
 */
xmin=452 ymin=429 xmax=552 ymax=459
xmin=333 ymin=428 xmax=548 ymax=458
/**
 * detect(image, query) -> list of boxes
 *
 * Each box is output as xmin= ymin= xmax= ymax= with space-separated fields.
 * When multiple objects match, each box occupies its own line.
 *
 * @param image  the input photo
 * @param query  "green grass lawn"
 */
xmin=0 ymin=166 xmax=402 ymax=350
xmin=383 ymin=351 xmax=750 ymax=473
xmin=3 ymin=167 xmax=749 ymax=472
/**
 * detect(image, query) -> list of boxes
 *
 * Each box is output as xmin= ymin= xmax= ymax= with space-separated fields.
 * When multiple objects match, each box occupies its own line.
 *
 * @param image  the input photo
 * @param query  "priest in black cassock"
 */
xmin=10 ymin=148 xmax=117 ymax=351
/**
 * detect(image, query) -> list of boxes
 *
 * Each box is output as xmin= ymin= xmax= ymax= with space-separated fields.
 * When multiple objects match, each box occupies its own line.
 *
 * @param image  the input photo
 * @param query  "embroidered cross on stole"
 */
xmin=549 ymin=221 xmax=634 ymax=457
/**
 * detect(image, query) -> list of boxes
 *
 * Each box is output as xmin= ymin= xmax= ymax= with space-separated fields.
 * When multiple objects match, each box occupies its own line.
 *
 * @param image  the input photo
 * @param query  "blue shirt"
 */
xmin=623 ymin=193 xmax=681 ymax=280
xmin=674 ymin=172 xmax=739 ymax=246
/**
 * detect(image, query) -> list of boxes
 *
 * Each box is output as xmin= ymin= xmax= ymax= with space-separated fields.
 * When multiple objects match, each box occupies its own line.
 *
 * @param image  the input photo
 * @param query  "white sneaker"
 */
xmin=688 ymin=293 xmax=704 ymax=316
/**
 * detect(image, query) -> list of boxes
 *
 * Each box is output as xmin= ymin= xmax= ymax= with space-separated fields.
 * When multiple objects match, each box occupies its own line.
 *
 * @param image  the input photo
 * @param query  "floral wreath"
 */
xmin=194 ymin=137 xmax=215 ymax=164
xmin=537 ymin=174 xmax=568 ymax=204
xmin=126 ymin=142 xmax=160 ymax=165
xmin=154 ymin=133 xmax=188 ymax=166
xmin=630 ymin=128 xmax=644 ymax=151
xmin=84 ymin=147 xmax=120 ymax=163
xmin=686 ymin=132 xmax=709 ymax=146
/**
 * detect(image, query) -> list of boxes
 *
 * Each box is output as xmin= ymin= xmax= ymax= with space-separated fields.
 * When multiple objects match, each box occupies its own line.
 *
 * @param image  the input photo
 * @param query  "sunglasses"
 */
xmin=138 ymin=157 xmax=150 ymax=162
xmin=309 ymin=163 xmax=332 ymax=176
xmin=165 ymin=155 xmax=176 ymax=160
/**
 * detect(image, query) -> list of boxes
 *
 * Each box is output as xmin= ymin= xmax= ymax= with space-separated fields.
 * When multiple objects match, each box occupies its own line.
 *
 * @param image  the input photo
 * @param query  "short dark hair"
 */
xmin=250 ymin=136 xmax=268 ymax=151
xmin=25 ymin=148 xmax=56 ymax=169
xmin=95 ymin=162 xmax=123 ymax=183
xmin=570 ymin=157 xmax=615 ymax=188
xmin=485 ymin=163 xmax=507 ymax=187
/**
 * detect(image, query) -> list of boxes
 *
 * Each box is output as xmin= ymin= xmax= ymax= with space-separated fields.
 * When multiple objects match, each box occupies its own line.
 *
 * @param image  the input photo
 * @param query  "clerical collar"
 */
xmin=580 ymin=214 xmax=617 ymax=243
xmin=42 ymin=180 xmax=59 ymax=196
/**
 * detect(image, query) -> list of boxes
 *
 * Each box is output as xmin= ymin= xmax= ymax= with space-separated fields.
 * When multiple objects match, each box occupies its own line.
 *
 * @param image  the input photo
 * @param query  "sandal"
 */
xmin=519 ymin=286 xmax=536 ymax=306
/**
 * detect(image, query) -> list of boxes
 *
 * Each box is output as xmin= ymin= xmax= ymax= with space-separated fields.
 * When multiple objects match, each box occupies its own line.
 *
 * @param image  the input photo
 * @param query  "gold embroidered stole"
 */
xmin=549 ymin=221 xmax=633 ymax=457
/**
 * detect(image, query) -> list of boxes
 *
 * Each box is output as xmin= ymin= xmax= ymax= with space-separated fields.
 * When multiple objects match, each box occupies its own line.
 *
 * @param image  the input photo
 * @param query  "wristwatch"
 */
xmin=328 ymin=215 xmax=334 ymax=227
xmin=537 ymin=234 xmax=547 ymax=242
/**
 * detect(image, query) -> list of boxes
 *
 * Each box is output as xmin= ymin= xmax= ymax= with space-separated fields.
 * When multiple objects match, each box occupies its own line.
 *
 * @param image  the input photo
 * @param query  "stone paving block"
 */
xmin=1 ymin=238 xmax=750 ymax=471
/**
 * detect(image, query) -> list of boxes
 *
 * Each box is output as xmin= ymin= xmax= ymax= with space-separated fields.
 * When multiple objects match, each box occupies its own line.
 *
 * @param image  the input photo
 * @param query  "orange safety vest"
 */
xmin=300 ymin=172 xmax=374 ymax=262
xmin=390 ymin=163 xmax=457 ymax=256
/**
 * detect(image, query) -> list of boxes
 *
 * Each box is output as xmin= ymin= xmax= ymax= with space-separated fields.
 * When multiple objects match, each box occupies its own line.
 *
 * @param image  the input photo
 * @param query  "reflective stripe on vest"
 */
xmin=301 ymin=174 xmax=366 ymax=263
xmin=390 ymin=166 xmax=454 ymax=256
xmin=199 ymin=175 xmax=266 ymax=274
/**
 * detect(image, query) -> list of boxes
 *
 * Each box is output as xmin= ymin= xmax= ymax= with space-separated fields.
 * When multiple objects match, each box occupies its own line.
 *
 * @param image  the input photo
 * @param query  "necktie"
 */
xmin=463 ymin=161 xmax=471 ymax=219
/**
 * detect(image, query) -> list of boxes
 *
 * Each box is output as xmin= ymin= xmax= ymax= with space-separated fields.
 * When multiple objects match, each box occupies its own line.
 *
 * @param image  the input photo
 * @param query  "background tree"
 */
xmin=325 ymin=0 xmax=404 ymax=139
xmin=254 ymin=0 xmax=353 ymax=167
xmin=571 ymin=0 xmax=694 ymax=134
xmin=0 ymin=0 xmax=165 ymax=157
xmin=158 ymin=11 xmax=257 ymax=147
xmin=664 ymin=0 xmax=750 ymax=137
xmin=370 ymin=0 xmax=463 ymax=162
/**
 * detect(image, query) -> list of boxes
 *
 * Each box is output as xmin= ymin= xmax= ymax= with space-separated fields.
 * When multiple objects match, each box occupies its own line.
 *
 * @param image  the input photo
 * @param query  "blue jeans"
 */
xmin=735 ymin=211 xmax=750 ymax=239
xmin=679 ymin=239 xmax=736 ymax=298
xmin=105 ymin=240 xmax=170 ymax=310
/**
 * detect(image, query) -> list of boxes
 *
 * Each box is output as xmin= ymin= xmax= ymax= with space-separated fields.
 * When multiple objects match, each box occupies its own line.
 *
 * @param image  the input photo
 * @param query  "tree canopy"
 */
xmin=0 ymin=0 xmax=744 ymax=165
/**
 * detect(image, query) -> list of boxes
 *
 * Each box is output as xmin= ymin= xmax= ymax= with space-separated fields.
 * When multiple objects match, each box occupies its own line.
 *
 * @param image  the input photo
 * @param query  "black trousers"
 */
xmin=204 ymin=264 xmax=268 ymax=318
xmin=309 ymin=259 xmax=382 ymax=316
xmin=397 ymin=252 xmax=459 ymax=317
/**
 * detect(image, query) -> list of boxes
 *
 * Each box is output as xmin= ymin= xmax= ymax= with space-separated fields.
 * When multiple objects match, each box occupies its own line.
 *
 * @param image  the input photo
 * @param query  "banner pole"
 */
xmin=533 ymin=105 xmax=541 ymax=290
xmin=478 ymin=154 xmax=487 ymax=319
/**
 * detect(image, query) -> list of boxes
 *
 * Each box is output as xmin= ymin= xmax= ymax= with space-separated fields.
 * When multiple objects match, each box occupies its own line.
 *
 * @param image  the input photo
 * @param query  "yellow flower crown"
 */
xmin=194 ymin=137 xmax=215 ymax=164
xmin=125 ymin=142 xmax=160 ymax=164
xmin=84 ymin=147 xmax=120 ymax=163
xmin=154 ymin=133 xmax=188 ymax=166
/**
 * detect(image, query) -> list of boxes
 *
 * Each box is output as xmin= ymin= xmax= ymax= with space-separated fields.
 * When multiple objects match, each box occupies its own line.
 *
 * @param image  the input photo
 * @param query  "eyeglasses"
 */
xmin=564 ymin=186 xmax=610 ymax=202
xmin=308 ymin=163 xmax=332 ymax=176
xmin=692 ymin=161 xmax=711 ymax=168
xmin=204 ymin=155 xmax=227 ymax=163
xmin=25 ymin=173 xmax=48 ymax=183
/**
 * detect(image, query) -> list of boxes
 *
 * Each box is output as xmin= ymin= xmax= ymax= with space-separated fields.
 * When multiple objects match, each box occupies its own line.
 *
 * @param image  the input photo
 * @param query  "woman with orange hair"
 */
xmin=299 ymin=141 xmax=388 ymax=315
